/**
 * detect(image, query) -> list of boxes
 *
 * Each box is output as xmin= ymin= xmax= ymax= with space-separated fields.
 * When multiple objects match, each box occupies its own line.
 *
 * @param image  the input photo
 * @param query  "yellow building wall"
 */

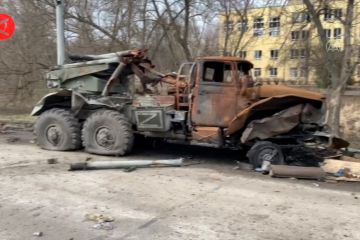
xmin=219 ymin=0 xmax=360 ymax=84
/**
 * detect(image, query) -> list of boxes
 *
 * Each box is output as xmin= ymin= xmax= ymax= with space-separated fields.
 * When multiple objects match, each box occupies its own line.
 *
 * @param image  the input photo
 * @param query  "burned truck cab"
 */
xmin=191 ymin=57 xmax=255 ymax=128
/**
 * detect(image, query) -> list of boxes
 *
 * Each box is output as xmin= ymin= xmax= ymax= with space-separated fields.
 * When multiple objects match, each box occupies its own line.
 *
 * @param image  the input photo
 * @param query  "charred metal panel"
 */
xmin=240 ymin=104 xmax=303 ymax=143
xmin=244 ymin=85 xmax=325 ymax=102
xmin=192 ymin=127 xmax=222 ymax=146
xmin=191 ymin=61 xmax=238 ymax=127
xmin=227 ymin=94 xmax=325 ymax=135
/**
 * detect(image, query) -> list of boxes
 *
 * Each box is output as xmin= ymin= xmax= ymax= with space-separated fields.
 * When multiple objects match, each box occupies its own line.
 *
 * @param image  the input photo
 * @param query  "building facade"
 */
xmin=219 ymin=0 xmax=360 ymax=85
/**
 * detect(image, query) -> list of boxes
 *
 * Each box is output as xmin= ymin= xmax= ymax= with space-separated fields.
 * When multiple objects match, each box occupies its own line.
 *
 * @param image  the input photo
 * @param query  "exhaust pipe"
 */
xmin=55 ymin=0 xmax=65 ymax=65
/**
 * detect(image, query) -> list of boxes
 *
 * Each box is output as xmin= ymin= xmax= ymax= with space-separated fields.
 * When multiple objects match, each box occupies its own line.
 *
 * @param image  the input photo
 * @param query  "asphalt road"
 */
xmin=0 ymin=130 xmax=359 ymax=240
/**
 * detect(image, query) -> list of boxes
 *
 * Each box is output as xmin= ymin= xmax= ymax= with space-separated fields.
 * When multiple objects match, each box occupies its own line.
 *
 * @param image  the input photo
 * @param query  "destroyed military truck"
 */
xmin=31 ymin=49 xmax=346 ymax=168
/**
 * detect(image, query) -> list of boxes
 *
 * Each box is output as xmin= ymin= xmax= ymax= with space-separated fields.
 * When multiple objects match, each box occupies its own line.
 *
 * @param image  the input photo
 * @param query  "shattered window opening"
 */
xmin=202 ymin=62 xmax=233 ymax=83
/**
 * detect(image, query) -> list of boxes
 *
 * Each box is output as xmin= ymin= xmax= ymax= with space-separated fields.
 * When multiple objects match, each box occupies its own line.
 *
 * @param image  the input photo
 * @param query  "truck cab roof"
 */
xmin=196 ymin=56 xmax=254 ymax=69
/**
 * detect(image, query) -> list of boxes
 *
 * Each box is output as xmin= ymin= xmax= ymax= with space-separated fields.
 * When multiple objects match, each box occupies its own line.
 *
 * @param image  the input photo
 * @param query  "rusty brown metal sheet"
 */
xmin=226 ymin=85 xmax=325 ymax=135
xmin=191 ymin=82 xmax=238 ymax=127
xmin=197 ymin=56 xmax=253 ymax=66
xmin=192 ymin=127 xmax=222 ymax=144
xmin=240 ymin=104 xmax=303 ymax=143
xmin=191 ymin=60 xmax=253 ymax=127
xmin=245 ymin=85 xmax=325 ymax=101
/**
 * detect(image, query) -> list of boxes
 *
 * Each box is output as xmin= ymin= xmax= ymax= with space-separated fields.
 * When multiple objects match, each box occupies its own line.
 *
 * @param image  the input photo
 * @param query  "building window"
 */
xmin=269 ymin=17 xmax=280 ymax=36
xmin=224 ymin=20 xmax=234 ymax=32
xmin=334 ymin=9 xmax=343 ymax=19
xmin=253 ymin=17 xmax=264 ymax=36
xmin=254 ymin=68 xmax=261 ymax=77
xmin=292 ymin=12 xmax=310 ymax=23
xmin=290 ymin=49 xmax=299 ymax=59
xmin=300 ymin=49 xmax=308 ymax=58
xmin=239 ymin=51 xmax=247 ymax=58
xmin=270 ymin=50 xmax=279 ymax=60
xmin=255 ymin=50 xmax=262 ymax=60
xmin=291 ymin=31 xmax=300 ymax=41
xmin=324 ymin=29 xmax=331 ymax=39
xmin=290 ymin=68 xmax=298 ymax=78
xmin=334 ymin=28 xmax=342 ymax=39
xmin=237 ymin=20 xmax=248 ymax=32
xmin=269 ymin=68 xmax=278 ymax=77
xmin=324 ymin=9 xmax=332 ymax=21
xmin=301 ymin=30 xmax=309 ymax=39
xmin=325 ymin=9 xmax=343 ymax=21
xmin=300 ymin=67 xmax=308 ymax=77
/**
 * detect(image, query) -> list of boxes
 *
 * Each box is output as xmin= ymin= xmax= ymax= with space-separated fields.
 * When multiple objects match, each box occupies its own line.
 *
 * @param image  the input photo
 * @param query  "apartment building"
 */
xmin=219 ymin=0 xmax=360 ymax=84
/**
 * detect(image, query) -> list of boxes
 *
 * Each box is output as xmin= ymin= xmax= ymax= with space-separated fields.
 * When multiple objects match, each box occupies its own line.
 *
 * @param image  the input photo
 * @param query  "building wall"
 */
xmin=341 ymin=94 xmax=360 ymax=147
xmin=219 ymin=0 xmax=360 ymax=84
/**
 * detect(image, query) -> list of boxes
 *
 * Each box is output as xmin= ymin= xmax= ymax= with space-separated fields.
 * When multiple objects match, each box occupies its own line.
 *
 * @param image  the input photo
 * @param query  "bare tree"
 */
xmin=0 ymin=0 xmax=221 ymax=110
xmin=0 ymin=1 xmax=56 ymax=110
xmin=303 ymin=0 xmax=357 ymax=138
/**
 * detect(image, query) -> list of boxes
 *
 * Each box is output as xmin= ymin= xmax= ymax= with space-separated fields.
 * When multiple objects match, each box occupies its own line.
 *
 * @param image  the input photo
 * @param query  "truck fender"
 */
xmin=31 ymin=90 xmax=123 ymax=116
xmin=226 ymin=95 xmax=324 ymax=136
xmin=31 ymin=90 xmax=72 ymax=116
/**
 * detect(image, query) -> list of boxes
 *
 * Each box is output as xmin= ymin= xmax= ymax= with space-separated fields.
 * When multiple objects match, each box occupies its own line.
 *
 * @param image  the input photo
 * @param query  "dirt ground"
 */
xmin=0 ymin=130 xmax=359 ymax=240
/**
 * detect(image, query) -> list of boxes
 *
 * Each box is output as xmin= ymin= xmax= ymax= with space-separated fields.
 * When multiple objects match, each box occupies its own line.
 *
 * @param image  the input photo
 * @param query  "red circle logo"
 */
xmin=0 ymin=13 xmax=16 ymax=41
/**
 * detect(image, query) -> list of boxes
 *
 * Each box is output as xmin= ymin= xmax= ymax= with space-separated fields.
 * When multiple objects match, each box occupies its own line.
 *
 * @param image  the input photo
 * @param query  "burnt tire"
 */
xmin=247 ymin=141 xmax=284 ymax=169
xmin=82 ymin=110 xmax=134 ymax=156
xmin=34 ymin=108 xmax=81 ymax=151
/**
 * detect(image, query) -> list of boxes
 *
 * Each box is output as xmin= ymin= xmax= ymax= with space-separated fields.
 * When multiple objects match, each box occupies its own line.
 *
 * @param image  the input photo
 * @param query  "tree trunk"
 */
xmin=327 ymin=85 xmax=343 ymax=137
xmin=303 ymin=0 xmax=355 ymax=139
xmin=328 ymin=0 xmax=354 ymax=138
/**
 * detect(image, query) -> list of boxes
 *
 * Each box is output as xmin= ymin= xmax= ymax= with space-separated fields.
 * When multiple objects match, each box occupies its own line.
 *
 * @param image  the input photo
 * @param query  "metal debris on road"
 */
xmin=234 ymin=161 xmax=253 ymax=171
xmin=70 ymin=158 xmax=184 ymax=171
xmin=269 ymin=165 xmax=326 ymax=180
xmin=321 ymin=158 xmax=360 ymax=182
xmin=85 ymin=213 xmax=114 ymax=223
xmin=33 ymin=232 xmax=43 ymax=237
xmin=93 ymin=222 xmax=114 ymax=231
xmin=47 ymin=158 xmax=58 ymax=164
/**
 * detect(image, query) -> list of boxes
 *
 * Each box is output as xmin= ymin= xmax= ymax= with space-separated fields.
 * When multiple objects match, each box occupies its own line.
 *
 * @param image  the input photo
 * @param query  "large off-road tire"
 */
xmin=34 ymin=108 xmax=81 ymax=151
xmin=247 ymin=141 xmax=284 ymax=169
xmin=82 ymin=110 xmax=134 ymax=156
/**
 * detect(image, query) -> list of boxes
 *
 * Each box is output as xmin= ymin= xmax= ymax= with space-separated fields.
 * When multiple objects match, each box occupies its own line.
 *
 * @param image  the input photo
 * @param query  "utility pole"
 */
xmin=55 ymin=0 xmax=65 ymax=65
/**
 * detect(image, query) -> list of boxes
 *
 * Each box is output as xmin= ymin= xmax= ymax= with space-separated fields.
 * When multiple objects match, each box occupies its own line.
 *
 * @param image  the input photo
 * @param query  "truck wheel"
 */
xmin=247 ymin=141 xmax=284 ymax=169
xmin=34 ymin=108 xmax=81 ymax=151
xmin=82 ymin=110 xmax=134 ymax=156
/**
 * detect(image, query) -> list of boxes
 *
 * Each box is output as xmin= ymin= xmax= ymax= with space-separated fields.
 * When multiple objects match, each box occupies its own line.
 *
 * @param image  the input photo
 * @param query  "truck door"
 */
xmin=191 ymin=61 xmax=237 ymax=127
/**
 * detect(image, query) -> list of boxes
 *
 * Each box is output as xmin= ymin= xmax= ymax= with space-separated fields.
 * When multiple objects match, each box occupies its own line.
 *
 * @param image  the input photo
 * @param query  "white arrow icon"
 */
xmin=0 ymin=18 xmax=9 ymax=36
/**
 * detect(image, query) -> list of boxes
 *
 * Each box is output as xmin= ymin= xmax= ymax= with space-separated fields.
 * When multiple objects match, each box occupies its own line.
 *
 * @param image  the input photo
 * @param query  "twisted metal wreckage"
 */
xmin=31 ymin=48 xmax=349 ymax=168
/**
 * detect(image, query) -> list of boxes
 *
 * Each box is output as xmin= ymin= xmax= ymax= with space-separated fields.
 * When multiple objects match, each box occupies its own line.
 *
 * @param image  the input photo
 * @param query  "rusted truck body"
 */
xmin=31 ymin=50 xmax=339 ymax=168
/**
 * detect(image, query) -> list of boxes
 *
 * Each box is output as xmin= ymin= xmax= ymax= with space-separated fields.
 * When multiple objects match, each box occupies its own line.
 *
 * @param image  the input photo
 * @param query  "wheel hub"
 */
xmin=95 ymin=127 xmax=115 ymax=149
xmin=258 ymin=148 xmax=277 ymax=162
xmin=46 ymin=125 xmax=62 ymax=146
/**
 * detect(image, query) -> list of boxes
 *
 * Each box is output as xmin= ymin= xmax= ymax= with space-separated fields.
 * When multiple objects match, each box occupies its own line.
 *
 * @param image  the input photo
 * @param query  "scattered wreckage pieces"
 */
xmin=267 ymin=156 xmax=360 ymax=182
xmin=240 ymin=104 xmax=304 ymax=143
xmin=269 ymin=165 xmax=326 ymax=180
xmin=47 ymin=158 xmax=58 ymax=164
xmin=33 ymin=232 xmax=43 ymax=237
xmin=85 ymin=213 xmax=115 ymax=231
xmin=85 ymin=213 xmax=114 ymax=223
xmin=321 ymin=158 xmax=360 ymax=182
xmin=69 ymin=158 xmax=184 ymax=171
